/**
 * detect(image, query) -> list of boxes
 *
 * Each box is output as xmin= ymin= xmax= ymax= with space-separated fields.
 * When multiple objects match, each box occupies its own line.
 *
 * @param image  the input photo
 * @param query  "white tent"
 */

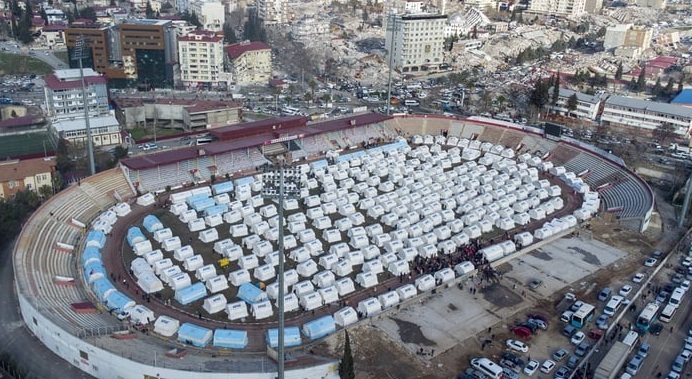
xmin=178 ymin=210 xmax=196 ymax=223
xmin=202 ymin=293 xmax=227 ymax=314
xmin=480 ymin=245 xmax=504 ymax=263
xmin=387 ymin=260 xmax=410 ymax=276
xmin=318 ymin=285 xmax=339 ymax=304
xmin=213 ymin=239 xmax=234 ymax=255
xmin=229 ymin=269 xmax=251 ymax=287
xmin=332 ymin=260 xmax=353 ymax=277
xmin=187 ymin=218 xmax=207 ymax=233
xmin=130 ymin=304 xmax=155 ymax=324
xmin=289 ymin=247 xmax=311 ymax=263
xmin=378 ymin=291 xmax=400 ymax=310
xmin=396 ymin=284 xmax=417 ymax=300
xmin=253 ymin=240 xmax=273 ymax=257
xmin=226 ymin=301 xmax=249 ymax=321
xmin=223 ymin=245 xmax=243 ymax=261
xmin=230 ymin=224 xmax=249 ymax=238
xmin=534 ymin=226 xmax=554 ymax=240
xmin=362 ymin=259 xmax=383 ymax=275
xmin=322 ymin=229 xmax=342 ymax=243
xmin=299 ymin=292 xmax=323 ymax=311
xmin=415 ymin=274 xmax=436 ymax=291
xmin=318 ymin=253 xmax=339 ymax=270
xmin=293 ymin=280 xmax=315 ymax=297
xmin=251 ymin=300 xmax=274 ymax=320
xmin=283 ymin=269 xmax=299 ymax=287
xmin=357 ymin=297 xmax=382 ymax=317
xmin=114 ymin=202 xmax=132 ymax=216
xmin=170 ymin=272 xmax=192 ymax=291
xmin=297 ymin=259 xmax=319 ymax=278
xmin=195 ymin=264 xmax=217 ymax=282
xmin=282 ymin=293 xmax=300 ymax=313
xmin=137 ymin=272 xmax=164 ymax=294
xmin=162 ymin=236 xmax=182 ymax=252
xmin=330 ymin=243 xmax=350 ymax=257
xmin=153 ymin=315 xmax=179 ymax=337
xmin=512 ymin=212 xmax=531 ymax=226
xmin=183 ymin=255 xmax=204 ymax=271
xmin=355 ymin=272 xmax=378 ymax=288
xmin=334 ymin=218 xmax=353 ymax=232
xmin=334 ymin=306 xmax=358 ymax=327
xmin=454 ymin=261 xmax=475 ymax=277
xmin=313 ymin=270 xmax=336 ymax=288
xmin=156 ymin=262 xmax=177 ymax=280
xmin=173 ymin=245 xmax=194 ymax=262
xmin=131 ymin=257 xmax=153 ymax=278
xmin=361 ymin=245 xmax=381 ymax=260
xmin=346 ymin=250 xmax=364 ymax=266
xmin=438 ymin=240 xmax=456 ymax=255
xmin=133 ymin=240 xmax=153 ymax=256
xmin=153 ymin=228 xmax=173 ymax=243
xmin=137 ymin=193 xmax=155 ymax=206
xmin=498 ymin=240 xmax=516 ymax=255
xmin=239 ymin=254 xmax=260 ymax=270
xmin=224 ymin=210 xmax=242 ymax=224
xmin=254 ymin=264 xmax=276 ymax=282
xmin=434 ymin=268 xmax=455 ymax=285
xmin=206 ymin=275 xmax=229 ymax=293
xmin=304 ymin=239 xmax=323 ymax=255
xmin=199 ymin=228 xmax=219 ymax=243
xmin=144 ymin=249 xmax=164 ymax=265
xmin=169 ymin=202 xmax=187 ymax=216
xmin=333 ymin=277 xmax=355 ymax=297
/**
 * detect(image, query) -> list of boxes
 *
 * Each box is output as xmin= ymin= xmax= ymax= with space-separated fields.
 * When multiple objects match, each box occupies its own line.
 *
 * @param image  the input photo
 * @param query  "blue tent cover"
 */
xmin=310 ymin=159 xmax=329 ymax=170
xmin=126 ymin=227 xmax=146 ymax=247
xmin=143 ymin=215 xmax=164 ymax=233
xmin=213 ymin=329 xmax=248 ymax=349
xmin=212 ymin=181 xmax=234 ymax=195
xmin=266 ymin=326 xmax=301 ymax=348
xmin=191 ymin=197 xmax=216 ymax=212
xmin=186 ymin=194 xmax=209 ymax=206
xmin=234 ymin=176 xmax=255 ymax=187
xmin=174 ymin=282 xmax=207 ymax=305
xmin=237 ymin=283 xmax=267 ymax=304
xmin=81 ymin=246 xmax=102 ymax=268
xmin=178 ymin=323 xmax=213 ymax=348
xmin=92 ymin=277 xmax=116 ymax=302
xmin=85 ymin=229 xmax=106 ymax=248
xmin=204 ymin=204 xmax=228 ymax=217
xmin=302 ymin=315 xmax=336 ymax=340
xmin=105 ymin=291 xmax=134 ymax=312
xmin=84 ymin=261 xmax=106 ymax=282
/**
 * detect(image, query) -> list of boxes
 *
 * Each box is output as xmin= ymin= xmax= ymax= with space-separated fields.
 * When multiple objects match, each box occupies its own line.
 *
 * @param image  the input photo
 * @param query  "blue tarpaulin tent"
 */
xmin=266 ymin=326 xmax=301 ymax=348
xmin=81 ymin=246 xmax=102 ymax=268
xmin=143 ymin=215 xmax=164 ymax=233
xmin=126 ymin=227 xmax=146 ymax=247
xmin=178 ymin=323 xmax=213 ymax=348
xmin=302 ymin=315 xmax=337 ymax=340
xmin=213 ymin=329 xmax=248 ymax=349
xmin=334 ymin=151 xmax=367 ymax=163
xmin=92 ymin=277 xmax=116 ymax=302
xmin=186 ymin=194 xmax=209 ymax=206
xmin=234 ymin=176 xmax=254 ymax=187
xmin=204 ymin=204 xmax=228 ymax=217
xmin=212 ymin=181 xmax=234 ymax=195
xmin=310 ymin=159 xmax=329 ymax=170
xmin=237 ymin=283 xmax=268 ymax=304
xmin=174 ymin=282 xmax=207 ymax=305
xmin=84 ymin=261 xmax=106 ymax=283
xmin=191 ymin=197 xmax=216 ymax=212
xmin=85 ymin=229 xmax=106 ymax=248
xmin=105 ymin=291 xmax=135 ymax=312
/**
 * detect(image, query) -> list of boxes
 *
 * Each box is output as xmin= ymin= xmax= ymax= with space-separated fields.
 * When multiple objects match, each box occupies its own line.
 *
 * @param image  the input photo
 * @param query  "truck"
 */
xmin=593 ymin=339 xmax=636 ymax=379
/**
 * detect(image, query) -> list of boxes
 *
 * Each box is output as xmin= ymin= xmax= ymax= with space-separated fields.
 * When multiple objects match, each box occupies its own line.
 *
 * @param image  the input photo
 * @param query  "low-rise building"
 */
xmin=0 ymin=157 xmax=57 ymax=199
xmin=547 ymin=88 xmax=602 ymax=120
xmin=113 ymin=98 xmax=241 ymax=131
xmin=225 ymin=41 xmax=272 ymax=85
xmin=601 ymin=95 xmax=692 ymax=136
xmin=50 ymin=114 xmax=123 ymax=147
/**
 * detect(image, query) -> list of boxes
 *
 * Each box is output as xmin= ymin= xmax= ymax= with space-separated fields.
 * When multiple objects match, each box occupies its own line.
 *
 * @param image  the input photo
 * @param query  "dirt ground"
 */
xmin=306 ymin=201 xmax=685 ymax=379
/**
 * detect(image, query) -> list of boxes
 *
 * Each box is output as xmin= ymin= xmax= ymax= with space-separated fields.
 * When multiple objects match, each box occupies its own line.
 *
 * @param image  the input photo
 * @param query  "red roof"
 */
xmin=225 ymin=41 xmax=271 ymax=59
xmin=43 ymin=23 xmax=68 ymax=31
xmin=44 ymin=73 xmax=108 ymax=91
xmin=0 ymin=114 xmax=45 ymax=129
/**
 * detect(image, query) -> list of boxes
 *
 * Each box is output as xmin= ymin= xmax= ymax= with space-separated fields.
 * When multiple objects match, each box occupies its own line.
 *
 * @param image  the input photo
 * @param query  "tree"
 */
xmin=636 ymin=68 xmax=646 ymax=93
xmin=614 ymin=62 xmax=623 ymax=80
xmin=145 ymin=1 xmax=155 ymax=18
xmin=665 ymin=77 xmax=675 ymax=97
xmin=39 ymin=8 xmax=48 ymax=25
xmin=552 ymin=71 xmax=560 ymax=106
xmin=653 ymin=124 xmax=676 ymax=146
xmin=362 ymin=7 xmax=368 ymax=22
xmin=339 ymin=331 xmax=355 ymax=379
xmin=529 ymin=78 xmax=550 ymax=112
xmin=652 ymin=77 xmax=663 ymax=98
xmin=223 ymin=21 xmax=237 ymax=44
xmin=243 ymin=11 xmax=267 ymax=42
xmin=679 ymin=73 xmax=685 ymax=93
xmin=566 ymin=93 xmax=578 ymax=117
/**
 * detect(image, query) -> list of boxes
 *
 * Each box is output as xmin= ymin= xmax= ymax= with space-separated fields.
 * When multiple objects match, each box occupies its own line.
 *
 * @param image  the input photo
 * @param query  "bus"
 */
xmin=659 ymin=303 xmax=677 ymax=323
xmin=195 ymin=136 xmax=213 ymax=145
xmin=571 ymin=303 xmax=596 ymax=328
xmin=635 ymin=302 xmax=660 ymax=331
xmin=281 ymin=106 xmax=300 ymax=115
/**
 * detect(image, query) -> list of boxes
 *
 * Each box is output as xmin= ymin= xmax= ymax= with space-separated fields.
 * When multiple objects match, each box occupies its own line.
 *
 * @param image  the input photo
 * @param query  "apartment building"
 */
xmin=290 ymin=17 xmax=330 ymax=45
xmin=256 ymin=0 xmax=290 ymax=25
xmin=225 ymin=41 xmax=272 ymax=85
xmin=527 ymin=0 xmax=586 ymax=18
xmin=43 ymin=68 xmax=110 ymax=119
xmin=188 ymin=0 xmax=225 ymax=31
xmin=178 ymin=31 xmax=224 ymax=87
xmin=385 ymin=13 xmax=447 ymax=73
xmin=0 ymin=157 xmax=57 ymax=199
xmin=601 ymin=95 xmax=692 ymax=136
xmin=604 ymin=24 xmax=652 ymax=51
xmin=547 ymin=88 xmax=603 ymax=120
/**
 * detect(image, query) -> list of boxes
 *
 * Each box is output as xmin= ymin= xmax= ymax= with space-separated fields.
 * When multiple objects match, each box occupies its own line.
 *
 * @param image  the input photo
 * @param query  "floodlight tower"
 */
xmin=261 ymin=163 xmax=302 ymax=379
xmin=385 ymin=10 xmax=400 ymax=116
xmin=73 ymin=35 xmax=96 ymax=175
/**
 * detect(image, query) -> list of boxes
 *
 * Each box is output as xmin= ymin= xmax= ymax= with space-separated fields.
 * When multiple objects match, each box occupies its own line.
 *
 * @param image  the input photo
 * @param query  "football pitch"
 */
xmin=0 ymin=131 xmax=54 ymax=159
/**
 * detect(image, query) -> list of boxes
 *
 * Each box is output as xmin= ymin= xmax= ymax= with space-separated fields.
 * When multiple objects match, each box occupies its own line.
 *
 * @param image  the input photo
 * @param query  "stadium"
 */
xmin=11 ymin=113 xmax=654 ymax=379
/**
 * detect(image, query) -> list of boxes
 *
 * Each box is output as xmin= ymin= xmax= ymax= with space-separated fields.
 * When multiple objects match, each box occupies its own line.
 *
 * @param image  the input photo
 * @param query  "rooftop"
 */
xmin=44 ymin=70 xmax=108 ymax=91
xmin=0 ymin=156 xmax=56 ymax=181
xmin=52 ymin=114 xmax=119 ymax=132
xmin=605 ymin=95 xmax=692 ymax=118
xmin=225 ymin=41 xmax=271 ymax=59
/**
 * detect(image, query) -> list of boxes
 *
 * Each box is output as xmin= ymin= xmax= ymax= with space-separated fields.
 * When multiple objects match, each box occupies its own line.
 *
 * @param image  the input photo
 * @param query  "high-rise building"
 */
xmin=43 ymin=68 xmax=110 ymax=119
xmin=527 ymin=0 xmax=586 ymax=18
xmin=225 ymin=41 xmax=272 ymax=85
xmin=178 ymin=31 xmax=225 ymax=87
xmin=256 ymin=0 xmax=289 ymax=25
xmin=189 ymin=0 xmax=225 ymax=31
xmin=64 ymin=26 xmax=110 ymax=73
xmin=385 ymin=13 xmax=447 ymax=73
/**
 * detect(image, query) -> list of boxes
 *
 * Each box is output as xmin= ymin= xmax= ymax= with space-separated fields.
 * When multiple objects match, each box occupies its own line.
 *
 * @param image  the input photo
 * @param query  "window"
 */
xmin=79 ymin=350 xmax=89 ymax=360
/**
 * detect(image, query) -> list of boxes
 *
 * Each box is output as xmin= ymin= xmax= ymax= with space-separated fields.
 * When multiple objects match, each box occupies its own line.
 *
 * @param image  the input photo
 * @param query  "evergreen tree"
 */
xmin=666 ymin=77 xmax=675 ymax=96
xmin=145 ymin=1 xmax=155 ymax=18
xmin=23 ymin=0 xmax=33 ymax=19
xmin=552 ymin=71 xmax=560 ymax=106
xmin=636 ymin=68 xmax=646 ymax=93
xmin=39 ymin=8 xmax=48 ymax=25
xmin=652 ymin=77 xmax=662 ymax=97
xmin=615 ymin=62 xmax=623 ymax=80
xmin=629 ymin=77 xmax=637 ymax=92
xmin=223 ymin=21 xmax=237 ymax=44
xmin=339 ymin=331 xmax=355 ymax=379
xmin=566 ymin=93 xmax=578 ymax=117
xmin=529 ymin=78 xmax=550 ymax=111
xmin=679 ymin=73 xmax=685 ymax=93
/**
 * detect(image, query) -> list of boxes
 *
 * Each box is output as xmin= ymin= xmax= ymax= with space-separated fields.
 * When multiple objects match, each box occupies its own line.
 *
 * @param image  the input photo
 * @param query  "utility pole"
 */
xmin=74 ymin=35 xmax=95 ymax=175
xmin=386 ymin=10 xmax=400 ymax=116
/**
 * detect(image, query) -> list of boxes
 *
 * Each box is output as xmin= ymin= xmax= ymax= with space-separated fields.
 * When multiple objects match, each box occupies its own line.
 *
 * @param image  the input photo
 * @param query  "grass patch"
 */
xmin=0 ymin=53 xmax=55 ymax=76
xmin=53 ymin=50 xmax=69 ymax=64
xmin=0 ymin=130 xmax=54 ymax=159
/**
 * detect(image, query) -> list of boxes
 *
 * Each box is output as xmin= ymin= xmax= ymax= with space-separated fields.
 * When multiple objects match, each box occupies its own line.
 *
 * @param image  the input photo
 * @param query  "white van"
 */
xmin=622 ymin=330 xmax=639 ymax=347
xmin=669 ymin=287 xmax=685 ymax=308
xmin=404 ymin=99 xmax=420 ymax=106
xmin=604 ymin=295 xmax=624 ymax=316
xmin=471 ymin=357 xmax=503 ymax=379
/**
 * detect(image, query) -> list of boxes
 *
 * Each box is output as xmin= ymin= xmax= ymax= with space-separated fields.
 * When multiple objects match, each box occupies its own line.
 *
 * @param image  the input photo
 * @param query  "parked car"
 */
xmin=501 ymin=352 xmax=525 ymax=367
xmin=575 ymin=342 xmax=590 ymax=357
xmin=512 ymin=326 xmax=532 ymax=339
xmin=644 ymin=257 xmax=658 ymax=267
xmin=529 ymin=279 xmax=543 ymax=289
xmin=527 ymin=313 xmax=549 ymax=323
xmin=651 ymin=323 xmax=663 ymax=336
xmin=552 ymin=348 xmax=569 ymax=361
xmin=656 ymin=290 xmax=670 ymax=304
xmin=554 ymin=366 xmax=570 ymax=379
xmin=506 ymin=339 xmax=529 ymax=353
xmin=619 ymin=285 xmax=633 ymax=297
xmin=598 ymin=287 xmax=612 ymax=301
xmin=502 ymin=367 xmax=519 ymax=379
xmin=596 ymin=314 xmax=609 ymax=330
xmin=524 ymin=360 xmax=539 ymax=376
xmin=570 ymin=300 xmax=584 ymax=312
xmin=517 ymin=322 xmax=538 ymax=333
xmin=632 ymin=273 xmax=646 ymax=283
xmin=571 ymin=331 xmax=586 ymax=345
xmin=540 ymin=360 xmax=556 ymax=374
xmin=562 ymin=325 xmax=576 ymax=338
xmin=528 ymin=318 xmax=548 ymax=330
xmin=636 ymin=343 xmax=650 ymax=359
xmin=567 ymin=355 xmax=579 ymax=369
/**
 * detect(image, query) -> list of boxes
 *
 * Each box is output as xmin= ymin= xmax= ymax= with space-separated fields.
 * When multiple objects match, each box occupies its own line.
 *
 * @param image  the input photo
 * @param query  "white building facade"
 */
xmin=188 ymin=0 xmax=225 ymax=31
xmin=548 ymin=88 xmax=602 ymax=120
xmin=178 ymin=31 xmax=225 ymax=86
xmin=43 ymin=69 xmax=110 ymax=120
xmin=601 ymin=95 xmax=692 ymax=136
xmin=527 ymin=0 xmax=586 ymax=17
xmin=385 ymin=13 xmax=448 ymax=73
xmin=256 ymin=0 xmax=289 ymax=25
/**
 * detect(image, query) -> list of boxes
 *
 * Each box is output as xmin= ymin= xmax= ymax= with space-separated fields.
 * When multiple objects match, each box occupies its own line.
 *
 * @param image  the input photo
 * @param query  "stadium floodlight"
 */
xmin=73 ymin=35 xmax=96 ymax=176
xmin=261 ymin=164 xmax=303 ymax=379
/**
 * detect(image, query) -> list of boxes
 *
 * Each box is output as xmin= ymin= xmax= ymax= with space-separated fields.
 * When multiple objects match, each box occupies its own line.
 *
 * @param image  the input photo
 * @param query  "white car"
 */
xmin=644 ymin=258 xmax=658 ymax=267
xmin=506 ymin=339 xmax=529 ymax=353
xmin=681 ymin=280 xmax=690 ymax=292
xmin=540 ymin=359 xmax=556 ymax=374
xmin=571 ymin=331 xmax=586 ymax=345
xmin=619 ymin=285 xmax=633 ymax=297
xmin=632 ymin=273 xmax=646 ymax=283
xmin=524 ymin=359 xmax=539 ymax=376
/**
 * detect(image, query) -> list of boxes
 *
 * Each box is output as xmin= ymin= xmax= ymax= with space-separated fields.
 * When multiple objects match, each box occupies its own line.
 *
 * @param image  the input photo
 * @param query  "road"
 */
xmin=0 ymin=41 xmax=66 ymax=69
xmin=0 ymin=239 xmax=94 ymax=379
